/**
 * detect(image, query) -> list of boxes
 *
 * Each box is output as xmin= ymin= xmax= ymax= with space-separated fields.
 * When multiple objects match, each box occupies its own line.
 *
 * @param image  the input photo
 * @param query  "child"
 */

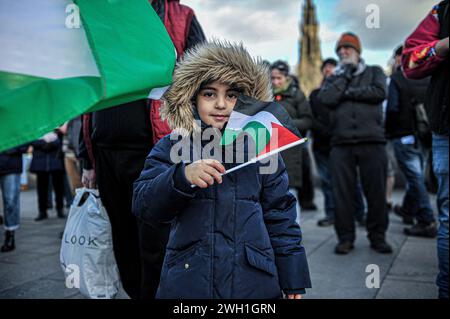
xmin=132 ymin=41 xmax=311 ymax=299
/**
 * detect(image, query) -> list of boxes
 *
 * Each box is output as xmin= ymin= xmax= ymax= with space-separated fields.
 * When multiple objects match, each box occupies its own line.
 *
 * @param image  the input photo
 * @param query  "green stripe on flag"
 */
xmin=0 ymin=71 xmax=102 ymax=149
xmin=75 ymin=0 xmax=175 ymax=100
xmin=0 ymin=0 xmax=175 ymax=152
xmin=222 ymin=121 xmax=271 ymax=155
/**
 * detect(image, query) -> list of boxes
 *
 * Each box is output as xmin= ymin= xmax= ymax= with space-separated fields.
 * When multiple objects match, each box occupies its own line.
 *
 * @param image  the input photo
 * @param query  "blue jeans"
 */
xmin=314 ymin=151 xmax=335 ymax=220
xmin=392 ymin=138 xmax=435 ymax=225
xmin=0 ymin=174 xmax=21 ymax=231
xmin=314 ymin=150 xmax=365 ymax=221
xmin=433 ymin=134 xmax=449 ymax=299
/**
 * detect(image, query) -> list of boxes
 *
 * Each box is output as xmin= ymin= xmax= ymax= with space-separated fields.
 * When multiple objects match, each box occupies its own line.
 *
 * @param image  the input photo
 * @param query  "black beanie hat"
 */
xmin=321 ymin=58 xmax=338 ymax=70
xmin=270 ymin=60 xmax=290 ymax=76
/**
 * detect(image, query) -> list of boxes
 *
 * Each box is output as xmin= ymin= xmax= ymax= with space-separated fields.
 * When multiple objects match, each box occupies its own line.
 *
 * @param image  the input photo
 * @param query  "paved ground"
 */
xmin=0 ymin=186 xmax=440 ymax=299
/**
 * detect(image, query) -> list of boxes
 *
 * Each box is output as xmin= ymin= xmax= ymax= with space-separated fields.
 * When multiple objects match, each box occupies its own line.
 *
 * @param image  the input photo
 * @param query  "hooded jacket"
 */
xmin=132 ymin=41 xmax=311 ymax=299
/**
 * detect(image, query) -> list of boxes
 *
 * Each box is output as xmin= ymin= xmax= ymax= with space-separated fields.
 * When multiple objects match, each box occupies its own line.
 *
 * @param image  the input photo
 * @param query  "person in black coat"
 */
xmin=30 ymin=130 xmax=65 ymax=221
xmin=311 ymin=59 xmax=367 ymax=227
xmin=0 ymin=145 xmax=28 ymax=252
xmin=386 ymin=45 xmax=437 ymax=238
xmin=270 ymin=61 xmax=313 ymax=203
xmin=317 ymin=33 xmax=392 ymax=255
xmin=311 ymin=58 xmax=337 ymax=226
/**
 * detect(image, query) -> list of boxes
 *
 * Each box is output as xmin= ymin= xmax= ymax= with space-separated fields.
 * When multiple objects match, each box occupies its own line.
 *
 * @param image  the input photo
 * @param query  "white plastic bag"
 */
xmin=60 ymin=188 xmax=121 ymax=299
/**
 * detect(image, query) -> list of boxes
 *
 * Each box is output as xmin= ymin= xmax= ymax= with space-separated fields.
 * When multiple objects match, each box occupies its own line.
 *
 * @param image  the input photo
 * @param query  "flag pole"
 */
xmin=223 ymin=137 xmax=308 ymax=175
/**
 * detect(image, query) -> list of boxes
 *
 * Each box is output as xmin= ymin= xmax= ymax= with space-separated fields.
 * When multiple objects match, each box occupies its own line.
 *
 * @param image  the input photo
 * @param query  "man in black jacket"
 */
xmin=311 ymin=58 xmax=366 ymax=228
xmin=385 ymin=46 xmax=437 ymax=238
xmin=79 ymin=0 xmax=205 ymax=299
xmin=317 ymin=33 xmax=392 ymax=254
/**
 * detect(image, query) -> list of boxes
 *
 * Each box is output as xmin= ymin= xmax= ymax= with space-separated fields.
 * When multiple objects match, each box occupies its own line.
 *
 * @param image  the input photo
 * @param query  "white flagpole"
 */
xmin=223 ymin=137 xmax=308 ymax=175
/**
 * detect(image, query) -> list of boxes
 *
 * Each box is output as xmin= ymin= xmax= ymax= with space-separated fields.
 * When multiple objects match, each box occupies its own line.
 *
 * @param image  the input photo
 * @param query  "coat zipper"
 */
xmin=210 ymin=183 xmax=217 ymax=298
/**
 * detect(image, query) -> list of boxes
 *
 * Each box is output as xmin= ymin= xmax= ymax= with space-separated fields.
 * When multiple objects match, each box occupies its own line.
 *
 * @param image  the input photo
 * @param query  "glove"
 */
xmin=342 ymin=63 xmax=357 ymax=81
xmin=41 ymin=132 xmax=58 ymax=143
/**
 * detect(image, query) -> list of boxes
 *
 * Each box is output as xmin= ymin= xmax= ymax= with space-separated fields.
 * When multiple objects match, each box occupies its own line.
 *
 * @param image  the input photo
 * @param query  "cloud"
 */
xmin=319 ymin=24 xmax=341 ymax=43
xmin=330 ymin=0 xmax=435 ymax=50
xmin=190 ymin=0 xmax=300 ymax=45
xmin=195 ymin=0 xmax=298 ymax=12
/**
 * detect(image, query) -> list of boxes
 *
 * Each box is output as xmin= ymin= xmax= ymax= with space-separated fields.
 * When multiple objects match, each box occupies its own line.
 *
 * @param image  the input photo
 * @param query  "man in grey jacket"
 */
xmin=317 ymin=32 xmax=392 ymax=254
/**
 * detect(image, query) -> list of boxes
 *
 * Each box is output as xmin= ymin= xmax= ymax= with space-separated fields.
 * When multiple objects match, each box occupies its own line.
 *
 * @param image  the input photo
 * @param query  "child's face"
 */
xmin=196 ymin=81 xmax=239 ymax=129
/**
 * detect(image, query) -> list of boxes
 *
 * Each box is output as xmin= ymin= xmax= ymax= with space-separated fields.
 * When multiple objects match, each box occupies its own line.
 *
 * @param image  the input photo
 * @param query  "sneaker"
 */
xmin=393 ymin=205 xmax=414 ymax=225
xmin=404 ymin=223 xmax=438 ymax=238
xmin=335 ymin=241 xmax=354 ymax=255
xmin=317 ymin=218 xmax=334 ymax=227
xmin=370 ymin=241 xmax=393 ymax=254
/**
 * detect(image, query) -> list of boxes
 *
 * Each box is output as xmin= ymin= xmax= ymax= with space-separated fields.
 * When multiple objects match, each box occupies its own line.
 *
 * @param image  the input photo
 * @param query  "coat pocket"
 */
xmin=245 ymin=243 xmax=277 ymax=276
xmin=165 ymin=241 xmax=202 ymax=268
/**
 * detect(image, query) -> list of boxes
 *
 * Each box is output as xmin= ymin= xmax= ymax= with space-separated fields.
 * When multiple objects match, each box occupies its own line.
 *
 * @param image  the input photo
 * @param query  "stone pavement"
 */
xmin=0 ymin=187 xmax=439 ymax=299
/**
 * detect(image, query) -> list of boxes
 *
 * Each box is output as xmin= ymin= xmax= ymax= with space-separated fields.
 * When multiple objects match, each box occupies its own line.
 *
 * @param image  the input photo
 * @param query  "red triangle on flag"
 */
xmin=258 ymin=122 xmax=301 ymax=156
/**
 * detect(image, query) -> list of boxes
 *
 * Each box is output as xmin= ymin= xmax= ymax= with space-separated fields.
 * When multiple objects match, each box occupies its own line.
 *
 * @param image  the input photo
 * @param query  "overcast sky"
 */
xmin=183 ymin=0 xmax=436 ymax=71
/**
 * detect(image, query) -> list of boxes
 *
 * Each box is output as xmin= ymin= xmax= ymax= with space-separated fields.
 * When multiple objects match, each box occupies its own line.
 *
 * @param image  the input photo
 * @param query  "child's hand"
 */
xmin=185 ymin=159 xmax=226 ymax=188
xmin=287 ymin=294 xmax=302 ymax=299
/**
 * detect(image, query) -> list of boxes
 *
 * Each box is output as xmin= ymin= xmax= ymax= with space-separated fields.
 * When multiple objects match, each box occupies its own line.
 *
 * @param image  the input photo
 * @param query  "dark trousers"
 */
xmin=329 ymin=144 xmax=389 ymax=244
xmin=298 ymin=149 xmax=315 ymax=204
xmin=36 ymin=171 xmax=64 ymax=214
xmin=314 ymin=150 xmax=366 ymax=221
xmin=138 ymin=219 xmax=170 ymax=300
xmin=95 ymin=147 xmax=168 ymax=299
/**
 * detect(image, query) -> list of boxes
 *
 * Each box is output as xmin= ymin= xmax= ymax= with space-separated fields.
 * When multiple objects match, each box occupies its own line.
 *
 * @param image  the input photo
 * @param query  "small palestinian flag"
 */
xmin=221 ymin=95 xmax=307 ymax=167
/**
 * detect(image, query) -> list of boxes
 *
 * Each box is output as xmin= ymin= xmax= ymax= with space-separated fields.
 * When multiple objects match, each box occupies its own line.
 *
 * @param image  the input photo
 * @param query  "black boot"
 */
xmin=394 ymin=205 xmax=414 ymax=225
xmin=317 ymin=218 xmax=334 ymax=227
xmin=335 ymin=241 xmax=354 ymax=255
xmin=370 ymin=241 xmax=393 ymax=254
xmin=1 ymin=231 xmax=15 ymax=253
xmin=35 ymin=211 xmax=48 ymax=222
xmin=404 ymin=223 xmax=438 ymax=238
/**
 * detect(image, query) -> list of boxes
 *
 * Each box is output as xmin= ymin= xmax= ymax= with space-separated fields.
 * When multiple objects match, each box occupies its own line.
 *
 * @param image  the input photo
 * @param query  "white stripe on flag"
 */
xmin=0 ymin=0 xmax=100 ymax=79
xmin=148 ymin=86 xmax=170 ymax=100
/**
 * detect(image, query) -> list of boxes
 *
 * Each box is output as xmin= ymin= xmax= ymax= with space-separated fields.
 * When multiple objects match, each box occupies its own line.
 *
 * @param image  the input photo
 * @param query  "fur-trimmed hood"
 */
xmin=161 ymin=41 xmax=273 ymax=135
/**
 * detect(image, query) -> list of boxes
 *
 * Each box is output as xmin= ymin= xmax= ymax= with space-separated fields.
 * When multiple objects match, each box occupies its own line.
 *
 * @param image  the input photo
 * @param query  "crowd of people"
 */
xmin=0 ymin=0 xmax=448 ymax=299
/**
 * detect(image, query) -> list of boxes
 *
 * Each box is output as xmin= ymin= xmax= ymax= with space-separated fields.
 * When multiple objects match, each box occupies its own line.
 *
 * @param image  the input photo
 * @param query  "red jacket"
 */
xmin=150 ymin=0 xmax=196 ymax=145
xmin=402 ymin=3 xmax=447 ymax=79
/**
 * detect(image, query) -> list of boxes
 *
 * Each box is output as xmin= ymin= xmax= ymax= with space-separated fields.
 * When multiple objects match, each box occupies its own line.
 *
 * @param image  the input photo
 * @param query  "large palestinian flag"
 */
xmin=221 ymin=95 xmax=307 ymax=169
xmin=0 ymin=0 xmax=175 ymax=152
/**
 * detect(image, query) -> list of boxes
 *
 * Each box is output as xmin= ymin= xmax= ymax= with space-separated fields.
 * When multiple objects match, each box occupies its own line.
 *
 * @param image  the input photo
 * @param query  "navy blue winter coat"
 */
xmin=0 ymin=145 xmax=28 ymax=176
xmin=29 ymin=136 xmax=64 ymax=173
xmin=132 ymin=134 xmax=312 ymax=299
